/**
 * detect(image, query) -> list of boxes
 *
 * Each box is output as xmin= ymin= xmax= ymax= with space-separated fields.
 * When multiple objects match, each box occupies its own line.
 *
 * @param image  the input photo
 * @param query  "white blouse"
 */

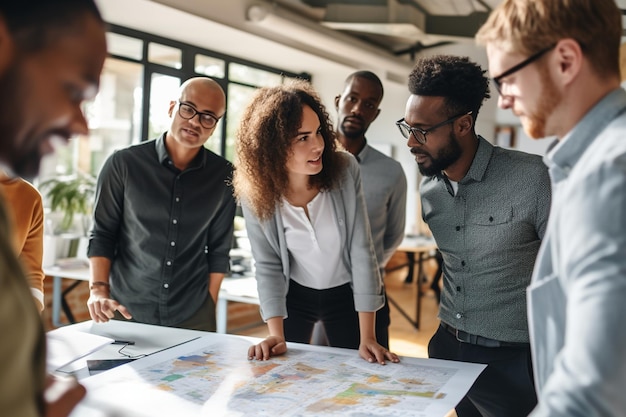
xmin=280 ymin=191 xmax=351 ymax=290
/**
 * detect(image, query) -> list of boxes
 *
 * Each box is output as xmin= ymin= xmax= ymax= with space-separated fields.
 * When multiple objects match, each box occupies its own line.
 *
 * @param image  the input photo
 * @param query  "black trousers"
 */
xmin=428 ymin=324 xmax=537 ymax=417
xmin=284 ymin=280 xmax=360 ymax=349
xmin=310 ymin=289 xmax=390 ymax=349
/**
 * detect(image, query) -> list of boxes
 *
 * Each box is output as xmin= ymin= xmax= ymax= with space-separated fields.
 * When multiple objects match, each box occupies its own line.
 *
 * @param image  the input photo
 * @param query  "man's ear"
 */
xmin=553 ymin=38 xmax=583 ymax=87
xmin=334 ymin=95 xmax=340 ymax=109
xmin=168 ymin=101 xmax=176 ymax=117
xmin=0 ymin=15 xmax=15 ymax=77
xmin=457 ymin=113 xmax=473 ymax=135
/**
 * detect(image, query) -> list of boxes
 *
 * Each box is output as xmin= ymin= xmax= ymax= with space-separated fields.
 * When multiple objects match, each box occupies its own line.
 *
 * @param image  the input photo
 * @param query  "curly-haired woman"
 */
xmin=234 ymin=79 xmax=399 ymax=365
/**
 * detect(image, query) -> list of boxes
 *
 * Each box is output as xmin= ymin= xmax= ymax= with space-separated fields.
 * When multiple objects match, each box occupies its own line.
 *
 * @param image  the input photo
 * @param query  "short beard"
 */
xmin=339 ymin=120 xmax=365 ymax=140
xmin=524 ymin=65 xmax=561 ymax=139
xmin=418 ymin=130 xmax=463 ymax=177
xmin=0 ymin=57 xmax=44 ymax=180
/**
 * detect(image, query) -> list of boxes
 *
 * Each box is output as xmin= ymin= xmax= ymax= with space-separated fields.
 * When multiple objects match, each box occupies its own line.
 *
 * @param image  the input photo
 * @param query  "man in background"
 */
xmin=398 ymin=55 xmax=550 ymax=416
xmin=87 ymin=77 xmax=236 ymax=332
xmin=477 ymin=0 xmax=626 ymax=415
xmin=335 ymin=70 xmax=407 ymax=348
xmin=0 ymin=1 xmax=107 ymax=415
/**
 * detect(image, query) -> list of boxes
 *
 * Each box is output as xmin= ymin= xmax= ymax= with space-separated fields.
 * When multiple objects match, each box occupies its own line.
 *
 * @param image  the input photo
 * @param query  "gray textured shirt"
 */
xmin=88 ymin=134 xmax=236 ymax=326
xmin=421 ymin=136 xmax=550 ymax=343
xmin=356 ymin=144 xmax=407 ymax=270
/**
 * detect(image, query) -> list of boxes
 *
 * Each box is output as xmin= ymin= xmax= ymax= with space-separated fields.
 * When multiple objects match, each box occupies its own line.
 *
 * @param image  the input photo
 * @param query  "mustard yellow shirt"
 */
xmin=0 ymin=177 xmax=45 ymax=311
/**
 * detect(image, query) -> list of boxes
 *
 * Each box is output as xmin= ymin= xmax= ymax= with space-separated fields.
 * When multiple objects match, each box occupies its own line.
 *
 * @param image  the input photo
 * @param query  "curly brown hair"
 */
xmin=233 ymin=79 xmax=346 ymax=221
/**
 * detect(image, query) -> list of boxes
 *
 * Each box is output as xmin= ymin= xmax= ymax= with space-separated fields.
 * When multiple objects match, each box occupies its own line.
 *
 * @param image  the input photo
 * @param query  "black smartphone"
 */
xmin=86 ymin=358 xmax=136 ymax=376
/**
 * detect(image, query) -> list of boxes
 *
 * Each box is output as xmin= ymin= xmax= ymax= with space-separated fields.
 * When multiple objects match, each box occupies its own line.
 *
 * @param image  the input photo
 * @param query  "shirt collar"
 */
xmin=155 ymin=132 xmax=207 ymax=170
xmin=545 ymin=88 xmax=626 ymax=182
xmin=155 ymin=133 xmax=169 ymax=164
xmin=355 ymin=141 xmax=370 ymax=163
xmin=460 ymin=135 xmax=493 ymax=184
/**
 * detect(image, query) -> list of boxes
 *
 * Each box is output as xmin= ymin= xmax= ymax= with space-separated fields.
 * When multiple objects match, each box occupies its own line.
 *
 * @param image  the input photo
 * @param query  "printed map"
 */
xmin=81 ymin=335 xmax=484 ymax=417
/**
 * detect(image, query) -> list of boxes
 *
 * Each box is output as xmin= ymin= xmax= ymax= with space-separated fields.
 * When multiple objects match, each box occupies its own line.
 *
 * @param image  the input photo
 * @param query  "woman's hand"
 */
xmin=247 ymin=335 xmax=287 ymax=361
xmin=358 ymin=337 xmax=400 ymax=365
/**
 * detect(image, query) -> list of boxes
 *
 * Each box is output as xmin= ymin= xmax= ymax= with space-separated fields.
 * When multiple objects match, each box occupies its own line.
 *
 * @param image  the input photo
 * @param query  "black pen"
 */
xmin=112 ymin=339 xmax=135 ymax=345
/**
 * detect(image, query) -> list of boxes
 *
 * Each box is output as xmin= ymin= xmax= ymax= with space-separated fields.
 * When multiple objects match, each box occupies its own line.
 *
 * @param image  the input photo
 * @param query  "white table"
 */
xmin=50 ymin=321 xmax=485 ymax=417
xmin=216 ymin=275 xmax=260 ymax=333
xmin=44 ymin=265 xmax=90 ymax=328
xmin=49 ymin=320 xmax=208 ymax=380
xmin=388 ymin=235 xmax=440 ymax=330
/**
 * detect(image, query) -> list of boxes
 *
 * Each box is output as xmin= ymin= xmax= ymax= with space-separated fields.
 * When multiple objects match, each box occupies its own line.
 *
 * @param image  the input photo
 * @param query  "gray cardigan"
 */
xmin=242 ymin=152 xmax=384 ymax=321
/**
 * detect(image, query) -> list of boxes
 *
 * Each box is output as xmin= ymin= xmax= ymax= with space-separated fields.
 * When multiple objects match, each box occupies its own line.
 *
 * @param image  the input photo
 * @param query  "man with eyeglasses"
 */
xmin=87 ymin=77 xmax=236 ymax=332
xmin=398 ymin=55 xmax=550 ymax=417
xmin=477 ymin=1 xmax=626 ymax=416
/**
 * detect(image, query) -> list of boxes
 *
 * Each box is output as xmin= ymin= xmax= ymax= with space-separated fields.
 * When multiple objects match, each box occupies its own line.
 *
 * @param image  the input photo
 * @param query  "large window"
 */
xmin=40 ymin=25 xmax=308 ymax=181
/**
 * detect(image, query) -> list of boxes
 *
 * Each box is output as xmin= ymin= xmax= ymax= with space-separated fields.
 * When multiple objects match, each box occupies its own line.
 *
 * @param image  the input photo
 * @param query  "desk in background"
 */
xmin=46 ymin=264 xmax=260 ymax=333
xmin=50 ymin=321 xmax=485 ymax=417
xmin=44 ymin=264 xmax=90 ymax=328
xmin=389 ymin=235 xmax=441 ymax=330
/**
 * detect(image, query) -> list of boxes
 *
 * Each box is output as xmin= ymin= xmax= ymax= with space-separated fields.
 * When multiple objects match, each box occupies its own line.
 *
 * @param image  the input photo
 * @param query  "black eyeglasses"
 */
xmin=396 ymin=111 xmax=472 ymax=145
xmin=492 ymin=44 xmax=556 ymax=95
xmin=177 ymin=101 xmax=219 ymax=129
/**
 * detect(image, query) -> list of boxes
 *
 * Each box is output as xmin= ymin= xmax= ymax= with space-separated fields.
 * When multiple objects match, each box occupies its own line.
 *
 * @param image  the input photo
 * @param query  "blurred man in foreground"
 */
xmin=0 ymin=1 xmax=107 ymax=416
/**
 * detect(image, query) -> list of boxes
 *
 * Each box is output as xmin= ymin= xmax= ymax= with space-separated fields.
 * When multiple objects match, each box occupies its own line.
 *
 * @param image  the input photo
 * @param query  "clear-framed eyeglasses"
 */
xmin=396 ymin=111 xmax=472 ymax=145
xmin=177 ymin=101 xmax=219 ymax=129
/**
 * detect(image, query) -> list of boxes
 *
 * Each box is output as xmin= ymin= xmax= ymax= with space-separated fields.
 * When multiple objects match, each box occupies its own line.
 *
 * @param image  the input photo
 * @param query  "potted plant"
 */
xmin=39 ymin=173 xmax=96 ymax=236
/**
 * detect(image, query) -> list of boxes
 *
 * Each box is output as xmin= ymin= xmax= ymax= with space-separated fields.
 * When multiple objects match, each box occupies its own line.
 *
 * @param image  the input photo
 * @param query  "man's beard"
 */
xmin=0 ymin=61 xmax=43 ymax=180
xmin=417 ymin=130 xmax=463 ymax=177
xmin=340 ymin=118 xmax=366 ymax=140
xmin=523 ymin=66 xmax=561 ymax=139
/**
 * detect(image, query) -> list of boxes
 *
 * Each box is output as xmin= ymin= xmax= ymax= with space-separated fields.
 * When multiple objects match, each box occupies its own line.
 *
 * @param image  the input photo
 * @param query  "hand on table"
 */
xmin=247 ymin=335 xmax=287 ymax=361
xmin=359 ymin=338 xmax=400 ymax=365
xmin=87 ymin=291 xmax=131 ymax=323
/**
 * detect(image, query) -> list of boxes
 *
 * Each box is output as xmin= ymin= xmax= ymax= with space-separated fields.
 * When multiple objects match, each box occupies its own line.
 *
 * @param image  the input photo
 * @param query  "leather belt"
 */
xmin=440 ymin=322 xmax=529 ymax=349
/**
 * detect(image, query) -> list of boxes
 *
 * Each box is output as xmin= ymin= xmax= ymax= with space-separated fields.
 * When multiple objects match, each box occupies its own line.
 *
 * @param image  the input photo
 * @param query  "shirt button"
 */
xmin=166 ymin=260 xmax=172 ymax=266
xmin=456 ymin=286 xmax=461 ymax=292
xmin=170 ymin=241 xmax=176 ymax=247
xmin=489 ymin=216 xmax=494 ymax=222
xmin=455 ymin=226 xmax=460 ymax=231
xmin=164 ymin=283 xmax=169 ymax=289
xmin=175 ymin=197 xmax=180 ymax=202
xmin=455 ymin=313 xmax=462 ymax=319
xmin=172 ymin=219 xmax=178 ymax=224
xmin=461 ymin=260 xmax=466 ymax=267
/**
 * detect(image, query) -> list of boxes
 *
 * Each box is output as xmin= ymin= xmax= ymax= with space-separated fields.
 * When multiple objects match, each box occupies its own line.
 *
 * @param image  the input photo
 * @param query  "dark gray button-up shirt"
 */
xmin=88 ymin=133 xmax=236 ymax=326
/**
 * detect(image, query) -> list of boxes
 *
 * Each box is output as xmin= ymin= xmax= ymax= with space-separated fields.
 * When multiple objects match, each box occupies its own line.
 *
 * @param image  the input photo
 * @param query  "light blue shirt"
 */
xmin=528 ymin=88 xmax=626 ymax=416
xmin=356 ymin=144 xmax=407 ymax=270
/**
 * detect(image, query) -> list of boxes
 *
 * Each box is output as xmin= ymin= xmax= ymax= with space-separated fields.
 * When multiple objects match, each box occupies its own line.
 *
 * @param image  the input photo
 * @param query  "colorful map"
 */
xmin=80 ymin=335 xmax=484 ymax=417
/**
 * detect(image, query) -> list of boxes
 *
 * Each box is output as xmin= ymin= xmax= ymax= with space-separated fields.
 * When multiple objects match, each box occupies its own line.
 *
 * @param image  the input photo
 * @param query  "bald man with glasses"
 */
xmin=88 ymin=77 xmax=236 ymax=332
xmin=398 ymin=55 xmax=551 ymax=417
